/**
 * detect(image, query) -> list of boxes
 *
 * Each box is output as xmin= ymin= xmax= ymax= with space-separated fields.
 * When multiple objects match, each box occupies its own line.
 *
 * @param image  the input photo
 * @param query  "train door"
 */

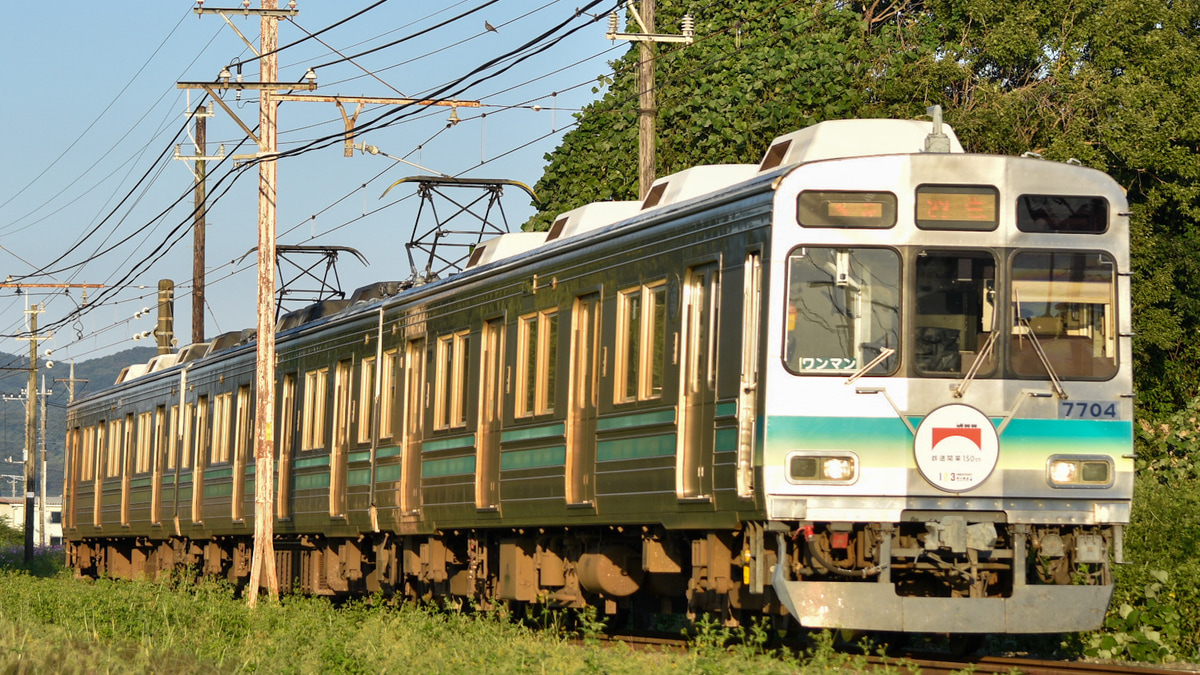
xmin=677 ymin=262 xmax=721 ymax=500
xmin=331 ymin=359 xmax=353 ymax=517
xmin=400 ymin=338 xmax=426 ymax=513
xmin=278 ymin=373 xmax=296 ymax=519
xmin=477 ymin=319 xmax=503 ymax=510
xmin=737 ymin=252 xmax=762 ymax=498
xmin=192 ymin=396 xmax=209 ymax=524
xmin=66 ymin=426 xmax=80 ymax=530
xmin=566 ymin=293 xmax=600 ymax=505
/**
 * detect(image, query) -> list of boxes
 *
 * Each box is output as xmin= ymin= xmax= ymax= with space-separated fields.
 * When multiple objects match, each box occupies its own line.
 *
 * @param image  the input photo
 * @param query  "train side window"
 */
xmin=82 ymin=425 xmax=96 ymax=481
xmin=358 ymin=356 xmax=376 ymax=444
xmin=517 ymin=310 xmax=558 ymax=417
xmin=435 ymin=331 xmax=471 ymax=430
xmin=107 ymin=419 xmax=123 ymax=478
xmin=280 ymin=373 xmax=297 ymax=456
xmin=913 ymin=250 xmax=997 ymax=377
xmin=136 ymin=411 xmax=153 ymax=474
xmin=195 ymin=396 xmax=211 ymax=469
xmin=616 ymin=282 xmax=667 ymax=402
xmin=154 ymin=406 xmax=167 ymax=474
xmin=379 ymin=350 xmax=398 ymax=440
xmin=212 ymin=392 xmax=233 ymax=465
xmin=235 ymin=385 xmax=252 ymax=465
xmin=302 ymin=368 xmax=329 ymax=451
xmin=785 ymin=247 xmax=900 ymax=375
xmin=180 ymin=403 xmax=194 ymax=470
xmin=96 ymin=422 xmax=107 ymax=479
xmin=1017 ymin=195 xmax=1108 ymax=233
xmin=167 ymin=406 xmax=179 ymax=471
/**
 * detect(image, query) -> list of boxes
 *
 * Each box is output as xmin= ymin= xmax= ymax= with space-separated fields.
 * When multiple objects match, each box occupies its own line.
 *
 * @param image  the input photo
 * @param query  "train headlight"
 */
xmin=1047 ymin=455 xmax=1113 ymax=488
xmin=787 ymin=452 xmax=858 ymax=484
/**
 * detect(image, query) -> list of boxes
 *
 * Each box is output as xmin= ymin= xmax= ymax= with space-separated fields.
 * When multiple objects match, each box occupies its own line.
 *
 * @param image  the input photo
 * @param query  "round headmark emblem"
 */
xmin=913 ymin=404 xmax=999 ymax=492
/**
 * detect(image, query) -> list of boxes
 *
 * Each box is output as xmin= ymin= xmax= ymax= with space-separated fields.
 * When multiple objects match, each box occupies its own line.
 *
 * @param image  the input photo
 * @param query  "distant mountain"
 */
xmin=0 ymin=347 xmax=157 ymax=499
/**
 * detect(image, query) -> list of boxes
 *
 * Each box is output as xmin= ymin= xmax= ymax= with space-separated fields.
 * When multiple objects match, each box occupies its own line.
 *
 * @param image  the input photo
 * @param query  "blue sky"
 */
xmin=0 ymin=1 xmax=624 ymax=364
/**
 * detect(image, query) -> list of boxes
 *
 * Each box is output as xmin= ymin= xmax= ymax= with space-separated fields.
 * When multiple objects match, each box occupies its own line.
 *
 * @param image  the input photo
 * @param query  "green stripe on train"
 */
xmin=501 ymin=423 xmax=565 ymax=444
xmin=422 ymin=435 xmax=476 ymax=453
xmin=294 ymin=456 xmax=330 ymax=469
xmin=597 ymin=434 xmax=676 ymax=462
xmin=597 ymin=409 xmax=675 ymax=431
xmin=423 ymin=456 xmax=476 ymax=478
xmin=501 ymin=446 xmax=566 ymax=471
xmin=294 ymin=472 xmax=330 ymax=490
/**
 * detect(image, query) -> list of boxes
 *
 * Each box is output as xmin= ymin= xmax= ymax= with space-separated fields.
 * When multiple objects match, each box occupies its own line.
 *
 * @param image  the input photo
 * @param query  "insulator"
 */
xmin=607 ymin=12 xmax=618 ymax=35
xmin=681 ymin=14 xmax=694 ymax=38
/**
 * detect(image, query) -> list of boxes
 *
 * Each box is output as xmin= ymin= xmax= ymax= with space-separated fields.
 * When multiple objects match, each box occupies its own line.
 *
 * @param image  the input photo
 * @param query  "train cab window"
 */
xmin=915 ymin=185 xmax=999 ymax=230
xmin=517 ymin=310 xmax=558 ymax=417
xmin=1017 ymin=195 xmax=1108 ymax=233
xmin=913 ymin=250 xmax=997 ymax=377
xmin=797 ymin=190 xmax=897 ymax=228
xmin=785 ymin=248 xmax=900 ymax=375
xmin=1011 ymin=251 xmax=1117 ymax=379
xmin=616 ymin=282 xmax=667 ymax=402
xmin=358 ymin=356 xmax=376 ymax=444
xmin=213 ymin=392 xmax=233 ymax=464
xmin=302 ymin=368 xmax=329 ymax=451
xmin=435 ymin=331 xmax=470 ymax=430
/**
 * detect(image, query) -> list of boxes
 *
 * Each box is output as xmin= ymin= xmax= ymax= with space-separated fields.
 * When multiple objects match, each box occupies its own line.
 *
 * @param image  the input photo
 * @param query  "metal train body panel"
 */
xmin=63 ymin=116 xmax=1132 ymax=634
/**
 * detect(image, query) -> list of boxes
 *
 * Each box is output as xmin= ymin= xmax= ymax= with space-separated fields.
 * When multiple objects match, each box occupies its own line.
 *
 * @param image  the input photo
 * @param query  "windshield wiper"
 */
xmin=1018 ymin=318 xmax=1068 ymax=399
xmin=845 ymin=347 xmax=895 ymax=385
xmin=952 ymin=330 xmax=1000 ymax=398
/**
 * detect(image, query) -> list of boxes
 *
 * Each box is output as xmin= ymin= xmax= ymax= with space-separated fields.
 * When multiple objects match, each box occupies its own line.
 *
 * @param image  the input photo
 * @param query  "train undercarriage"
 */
xmin=65 ymin=516 xmax=1118 ymax=633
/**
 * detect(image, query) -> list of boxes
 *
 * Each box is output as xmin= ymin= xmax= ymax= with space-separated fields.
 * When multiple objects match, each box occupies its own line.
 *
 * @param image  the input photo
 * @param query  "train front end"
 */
xmin=760 ymin=123 xmax=1133 ymax=633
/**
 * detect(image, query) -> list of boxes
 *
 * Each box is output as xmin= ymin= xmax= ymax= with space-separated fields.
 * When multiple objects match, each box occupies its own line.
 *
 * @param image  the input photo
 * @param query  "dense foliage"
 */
xmin=526 ymin=0 xmax=1200 ymax=415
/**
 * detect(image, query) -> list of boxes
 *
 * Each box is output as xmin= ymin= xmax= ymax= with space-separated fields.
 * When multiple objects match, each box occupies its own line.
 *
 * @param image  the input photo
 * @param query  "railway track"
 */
xmin=594 ymin=631 xmax=1198 ymax=674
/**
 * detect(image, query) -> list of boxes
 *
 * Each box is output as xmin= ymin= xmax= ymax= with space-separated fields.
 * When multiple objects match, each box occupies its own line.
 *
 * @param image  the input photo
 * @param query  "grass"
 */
xmin=0 ymin=570 xmax=896 ymax=674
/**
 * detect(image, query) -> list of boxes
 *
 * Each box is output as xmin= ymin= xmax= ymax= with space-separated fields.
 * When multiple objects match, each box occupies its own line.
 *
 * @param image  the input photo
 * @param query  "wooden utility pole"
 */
xmin=193 ymin=108 xmax=207 ymax=344
xmin=21 ymin=305 xmax=40 ymax=561
xmin=606 ymin=2 xmax=694 ymax=199
xmin=174 ymin=103 xmax=220 ymax=345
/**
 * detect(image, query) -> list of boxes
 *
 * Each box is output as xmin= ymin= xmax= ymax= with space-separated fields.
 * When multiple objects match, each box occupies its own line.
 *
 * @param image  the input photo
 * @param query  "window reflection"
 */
xmin=786 ymin=248 xmax=900 ymax=375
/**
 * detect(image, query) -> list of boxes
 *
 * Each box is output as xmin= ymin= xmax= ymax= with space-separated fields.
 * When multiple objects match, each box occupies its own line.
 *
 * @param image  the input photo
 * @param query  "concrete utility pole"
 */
xmin=606 ymin=2 xmax=694 ymax=198
xmin=0 ymin=284 xmax=102 ymax=558
xmin=638 ymin=1 xmax=655 ymax=200
xmin=253 ymin=0 xmax=282 ymax=606
xmin=56 ymin=361 xmax=87 ymax=532
xmin=180 ymin=2 xmax=485 ymax=607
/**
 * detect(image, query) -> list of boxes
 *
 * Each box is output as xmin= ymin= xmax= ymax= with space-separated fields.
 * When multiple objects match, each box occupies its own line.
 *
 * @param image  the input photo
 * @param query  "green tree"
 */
xmin=527 ymin=0 xmax=1200 ymax=414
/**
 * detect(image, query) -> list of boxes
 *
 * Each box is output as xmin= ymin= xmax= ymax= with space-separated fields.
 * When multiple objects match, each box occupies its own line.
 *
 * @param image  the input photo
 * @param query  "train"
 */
xmin=62 ymin=112 xmax=1133 ymax=634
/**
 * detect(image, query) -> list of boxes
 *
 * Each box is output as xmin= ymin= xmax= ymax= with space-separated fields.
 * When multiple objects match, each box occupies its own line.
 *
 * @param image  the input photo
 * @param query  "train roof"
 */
xmin=92 ymin=116 xmax=969 ymax=394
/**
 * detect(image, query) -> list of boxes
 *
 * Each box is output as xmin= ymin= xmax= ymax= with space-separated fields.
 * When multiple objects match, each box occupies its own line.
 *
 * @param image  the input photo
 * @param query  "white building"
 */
xmin=0 ymin=496 xmax=63 ymax=547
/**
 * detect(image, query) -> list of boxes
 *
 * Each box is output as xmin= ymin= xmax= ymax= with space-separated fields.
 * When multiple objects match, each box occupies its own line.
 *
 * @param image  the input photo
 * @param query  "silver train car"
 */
xmin=63 ymin=114 xmax=1132 ymax=634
